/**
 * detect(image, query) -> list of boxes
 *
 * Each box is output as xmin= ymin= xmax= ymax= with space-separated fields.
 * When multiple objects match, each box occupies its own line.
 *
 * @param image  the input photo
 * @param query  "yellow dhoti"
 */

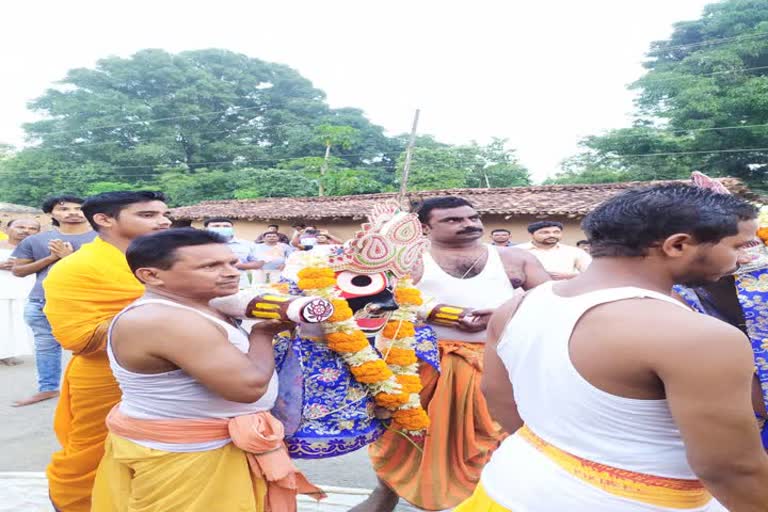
xmin=454 ymin=484 xmax=512 ymax=512
xmin=92 ymin=406 xmax=324 ymax=512
xmin=92 ymin=433 xmax=267 ymax=512
xmin=43 ymin=237 xmax=145 ymax=512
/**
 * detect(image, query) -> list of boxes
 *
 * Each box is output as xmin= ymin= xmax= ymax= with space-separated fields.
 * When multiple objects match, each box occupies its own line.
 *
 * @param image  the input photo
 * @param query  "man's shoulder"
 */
xmin=591 ymin=296 xmax=744 ymax=350
xmin=61 ymin=230 xmax=97 ymax=242
xmin=231 ymin=238 xmax=255 ymax=247
xmin=497 ymin=244 xmax=538 ymax=263
xmin=118 ymin=302 xmax=226 ymax=336
xmin=46 ymin=239 xmax=106 ymax=274
xmin=11 ymin=230 xmax=55 ymax=257
xmin=558 ymin=243 xmax=584 ymax=253
xmin=19 ymin=229 xmax=57 ymax=246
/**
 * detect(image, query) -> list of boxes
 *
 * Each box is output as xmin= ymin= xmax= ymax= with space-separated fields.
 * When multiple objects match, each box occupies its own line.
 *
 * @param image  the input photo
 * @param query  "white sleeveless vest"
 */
xmin=480 ymin=282 xmax=715 ymax=511
xmin=107 ymin=298 xmax=278 ymax=452
xmin=418 ymin=245 xmax=518 ymax=342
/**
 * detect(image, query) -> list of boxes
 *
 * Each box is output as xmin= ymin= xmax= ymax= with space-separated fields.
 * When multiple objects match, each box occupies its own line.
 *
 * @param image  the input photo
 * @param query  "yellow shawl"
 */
xmin=44 ymin=236 xmax=144 ymax=354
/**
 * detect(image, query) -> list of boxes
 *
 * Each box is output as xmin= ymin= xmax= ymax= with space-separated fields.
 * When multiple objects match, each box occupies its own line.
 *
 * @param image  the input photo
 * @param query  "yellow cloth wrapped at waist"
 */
xmin=518 ymin=426 xmax=711 ymax=509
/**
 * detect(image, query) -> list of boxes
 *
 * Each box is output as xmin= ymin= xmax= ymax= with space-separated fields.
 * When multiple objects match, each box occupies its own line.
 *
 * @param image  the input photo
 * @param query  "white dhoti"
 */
xmin=0 ymin=248 xmax=34 ymax=359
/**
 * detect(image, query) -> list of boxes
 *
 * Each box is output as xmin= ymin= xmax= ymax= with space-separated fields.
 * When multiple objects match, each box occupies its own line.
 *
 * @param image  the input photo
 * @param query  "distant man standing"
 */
xmin=490 ymin=228 xmax=514 ymax=247
xmin=518 ymin=220 xmax=591 ymax=279
xmin=11 ymin=195 xmax=96 ymax=407
xmin=576 ymin=239 xmax=592 ymax=254
xmin=203 ymin=217 xmax=263 ymax=288
xmin=251 ymin=232 xmax=292 ymax=284
xmin=0 ymin=218 xmax=40 ymax=365
xmin=357 ymin=196 xmax=550 ymax=512
xmin=255 ymin=224 xmax=291 ymax=244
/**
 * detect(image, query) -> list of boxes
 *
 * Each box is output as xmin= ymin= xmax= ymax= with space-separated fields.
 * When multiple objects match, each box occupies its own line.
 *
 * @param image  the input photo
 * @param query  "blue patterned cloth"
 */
xmin=675 ymin=268 xmax=768 ymax=448
xmin=273 ymin=324 xmax=439 ymax=459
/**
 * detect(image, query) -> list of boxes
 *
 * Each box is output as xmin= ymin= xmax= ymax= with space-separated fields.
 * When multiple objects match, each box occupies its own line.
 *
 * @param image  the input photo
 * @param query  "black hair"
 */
xmin=126 ymin=227 xmax=227 ymax=273
xmin=576 ymin=240 xmax=590 ymax=246
xmin=416 ymin=196 xmax=474 ymax=225
xmin=267 ymin=224 xmax=279 ymax=229
xmin=491 ymin=228 xmax=511 ymax=235
xmin=81 ymin=191 xmax=166 ymax=231
xmin=582 ymin=184 xmax=757 ymax=258
xmin=42 ymin=195 xmax=85 ymax=227
xmin=203 ymin=217 xmax=234 ymax=227
xmin=527 ymin=220 xmax=563 ymax=234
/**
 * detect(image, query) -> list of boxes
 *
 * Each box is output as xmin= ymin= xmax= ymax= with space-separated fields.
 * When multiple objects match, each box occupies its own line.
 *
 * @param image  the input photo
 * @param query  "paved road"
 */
xmin=0 ymin=355 xmax=420 ymax=511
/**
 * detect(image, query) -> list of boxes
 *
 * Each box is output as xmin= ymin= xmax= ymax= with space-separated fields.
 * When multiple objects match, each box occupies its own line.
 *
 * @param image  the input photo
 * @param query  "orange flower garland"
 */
xmin=377 ymin=278 xmax=431 ymax=433
xmin=296 ymin=264 xmax=410 ymax=412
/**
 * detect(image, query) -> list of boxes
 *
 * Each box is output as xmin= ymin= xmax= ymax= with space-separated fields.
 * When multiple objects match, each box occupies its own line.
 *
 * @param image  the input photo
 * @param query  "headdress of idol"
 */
xmin=325 ymin=201 xmax=430 ymax=334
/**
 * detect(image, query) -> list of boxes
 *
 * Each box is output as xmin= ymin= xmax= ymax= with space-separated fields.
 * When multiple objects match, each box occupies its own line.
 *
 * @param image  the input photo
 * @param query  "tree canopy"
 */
xmin=549 ymin=0 xmax=768 ymax=191
xmin=0 ymin=49 xmax=527 ymax=207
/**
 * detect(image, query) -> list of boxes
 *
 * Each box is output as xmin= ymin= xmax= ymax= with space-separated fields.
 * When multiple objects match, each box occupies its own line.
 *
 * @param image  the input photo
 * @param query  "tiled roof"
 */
xmin=170 ymin=178 xmax=753 ymax=221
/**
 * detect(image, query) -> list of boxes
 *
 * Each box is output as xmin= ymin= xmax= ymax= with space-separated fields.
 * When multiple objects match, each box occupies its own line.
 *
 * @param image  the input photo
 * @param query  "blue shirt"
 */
xmin=227 ymin=238 xmax=259 ymax=288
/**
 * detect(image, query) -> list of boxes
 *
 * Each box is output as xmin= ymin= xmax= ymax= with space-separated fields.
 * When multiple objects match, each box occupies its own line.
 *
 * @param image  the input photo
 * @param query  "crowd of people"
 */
xmin=0 ymin=178 xmax=766 ymax=511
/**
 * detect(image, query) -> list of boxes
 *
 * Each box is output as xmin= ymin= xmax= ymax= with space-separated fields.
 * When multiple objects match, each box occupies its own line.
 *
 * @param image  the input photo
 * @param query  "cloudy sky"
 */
xmin=1 ymin=0 xmax=714 ymax=181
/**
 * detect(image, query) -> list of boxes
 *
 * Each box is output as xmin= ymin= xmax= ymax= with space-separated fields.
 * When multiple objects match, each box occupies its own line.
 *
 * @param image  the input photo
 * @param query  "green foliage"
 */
xmin=1 ymin=48 xmax=527 ymax=206
xmin=556 ymin=0 xmax=768 ymax=191
xmin=398 ymin=138 xmax=530 ymax=190
xmin=234 ymin=169 xmax=318 ymax=198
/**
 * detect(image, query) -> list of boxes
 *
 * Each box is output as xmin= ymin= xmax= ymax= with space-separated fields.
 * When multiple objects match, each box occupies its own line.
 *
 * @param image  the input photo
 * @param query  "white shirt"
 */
xmin=517 ymin=242 xmax=591 ymax=274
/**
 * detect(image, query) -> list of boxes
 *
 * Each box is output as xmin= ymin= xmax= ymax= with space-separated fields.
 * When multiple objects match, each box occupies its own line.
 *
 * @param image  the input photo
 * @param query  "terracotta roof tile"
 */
xmin=170 ymin=178 xmax=752 ymax=221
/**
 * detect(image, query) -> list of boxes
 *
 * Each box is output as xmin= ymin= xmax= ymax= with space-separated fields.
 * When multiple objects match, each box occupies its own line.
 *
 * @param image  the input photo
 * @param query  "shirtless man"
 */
xmin=468 ymin=184 xmax=768 ymax=511
xmin=358 ymin=196 xmax=550 ymax=512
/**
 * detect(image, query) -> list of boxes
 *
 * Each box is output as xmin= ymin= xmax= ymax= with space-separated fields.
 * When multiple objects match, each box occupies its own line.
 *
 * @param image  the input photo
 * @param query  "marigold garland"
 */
xmin=296 ymin=265 xmax=411 ymax=412
xmin=377 ymin=277 xmax=431 ymax=433
xmin=758 ymin=205 xmax=768 ymax=245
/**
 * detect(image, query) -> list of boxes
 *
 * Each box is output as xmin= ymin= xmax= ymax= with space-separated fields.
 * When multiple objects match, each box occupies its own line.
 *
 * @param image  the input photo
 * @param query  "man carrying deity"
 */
xmin=355 ymin=196 xmax=551 ymax=512
xmin=91 ymin=228 xmax=322 ymax=511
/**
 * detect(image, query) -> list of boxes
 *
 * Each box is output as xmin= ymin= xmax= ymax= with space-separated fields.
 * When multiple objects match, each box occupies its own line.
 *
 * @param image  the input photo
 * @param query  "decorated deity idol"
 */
xmin=675 ymin=172 xmax=768 ymax=447
xmin=213 ymin=201 xmax=450 ymax=458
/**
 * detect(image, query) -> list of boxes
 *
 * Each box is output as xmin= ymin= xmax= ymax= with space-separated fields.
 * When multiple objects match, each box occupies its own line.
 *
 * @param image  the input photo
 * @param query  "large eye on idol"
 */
xmin=336 ymin=271 xmax=387 ymax=298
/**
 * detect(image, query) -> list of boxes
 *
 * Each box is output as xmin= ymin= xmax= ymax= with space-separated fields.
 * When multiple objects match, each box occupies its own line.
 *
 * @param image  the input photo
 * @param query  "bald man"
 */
xmin=0 ymin=218 xmax=41 ymax=365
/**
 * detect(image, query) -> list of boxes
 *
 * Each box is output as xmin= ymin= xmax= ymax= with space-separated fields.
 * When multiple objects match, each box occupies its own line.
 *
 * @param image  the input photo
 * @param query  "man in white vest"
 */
xmin=356 ymin=196 xmax=550 ymax=512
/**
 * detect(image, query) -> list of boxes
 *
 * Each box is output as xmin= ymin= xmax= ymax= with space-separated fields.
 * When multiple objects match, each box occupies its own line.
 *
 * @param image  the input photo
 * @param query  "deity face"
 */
xmin=335 ymin=270 xmax=398 ymax=335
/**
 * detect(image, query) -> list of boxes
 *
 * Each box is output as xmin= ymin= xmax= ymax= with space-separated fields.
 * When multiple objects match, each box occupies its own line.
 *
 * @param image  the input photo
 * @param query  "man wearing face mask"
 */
xmin=203 ymin=217 xmax=264 ymax=289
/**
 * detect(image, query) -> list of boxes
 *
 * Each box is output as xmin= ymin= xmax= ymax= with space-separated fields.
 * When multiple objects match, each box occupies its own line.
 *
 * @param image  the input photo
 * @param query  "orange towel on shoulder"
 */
xmin=43 ymin=237 xmax=144 ymax=512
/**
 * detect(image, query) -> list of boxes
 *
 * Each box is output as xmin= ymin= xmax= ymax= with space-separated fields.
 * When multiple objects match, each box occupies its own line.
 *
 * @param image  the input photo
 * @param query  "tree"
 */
xmin=558 ymin=0 xmax=768 ymax=191
xmin=313 ymin=124 xmax=359 ymax=196
xmin=234 ymin=169 xmax=318 ymax=198
xmin=397 ymin=139 xmax=530 ymax=191
xmin=2 ymin=48 xmax=529 ymax=206
xmin=3 ymin=49 xmax=395 ymax=206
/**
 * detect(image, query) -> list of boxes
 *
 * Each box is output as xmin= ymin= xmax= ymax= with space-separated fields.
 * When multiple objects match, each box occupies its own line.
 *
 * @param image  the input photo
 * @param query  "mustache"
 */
xmin=457 ymin=228 xmax=483 ymax=234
